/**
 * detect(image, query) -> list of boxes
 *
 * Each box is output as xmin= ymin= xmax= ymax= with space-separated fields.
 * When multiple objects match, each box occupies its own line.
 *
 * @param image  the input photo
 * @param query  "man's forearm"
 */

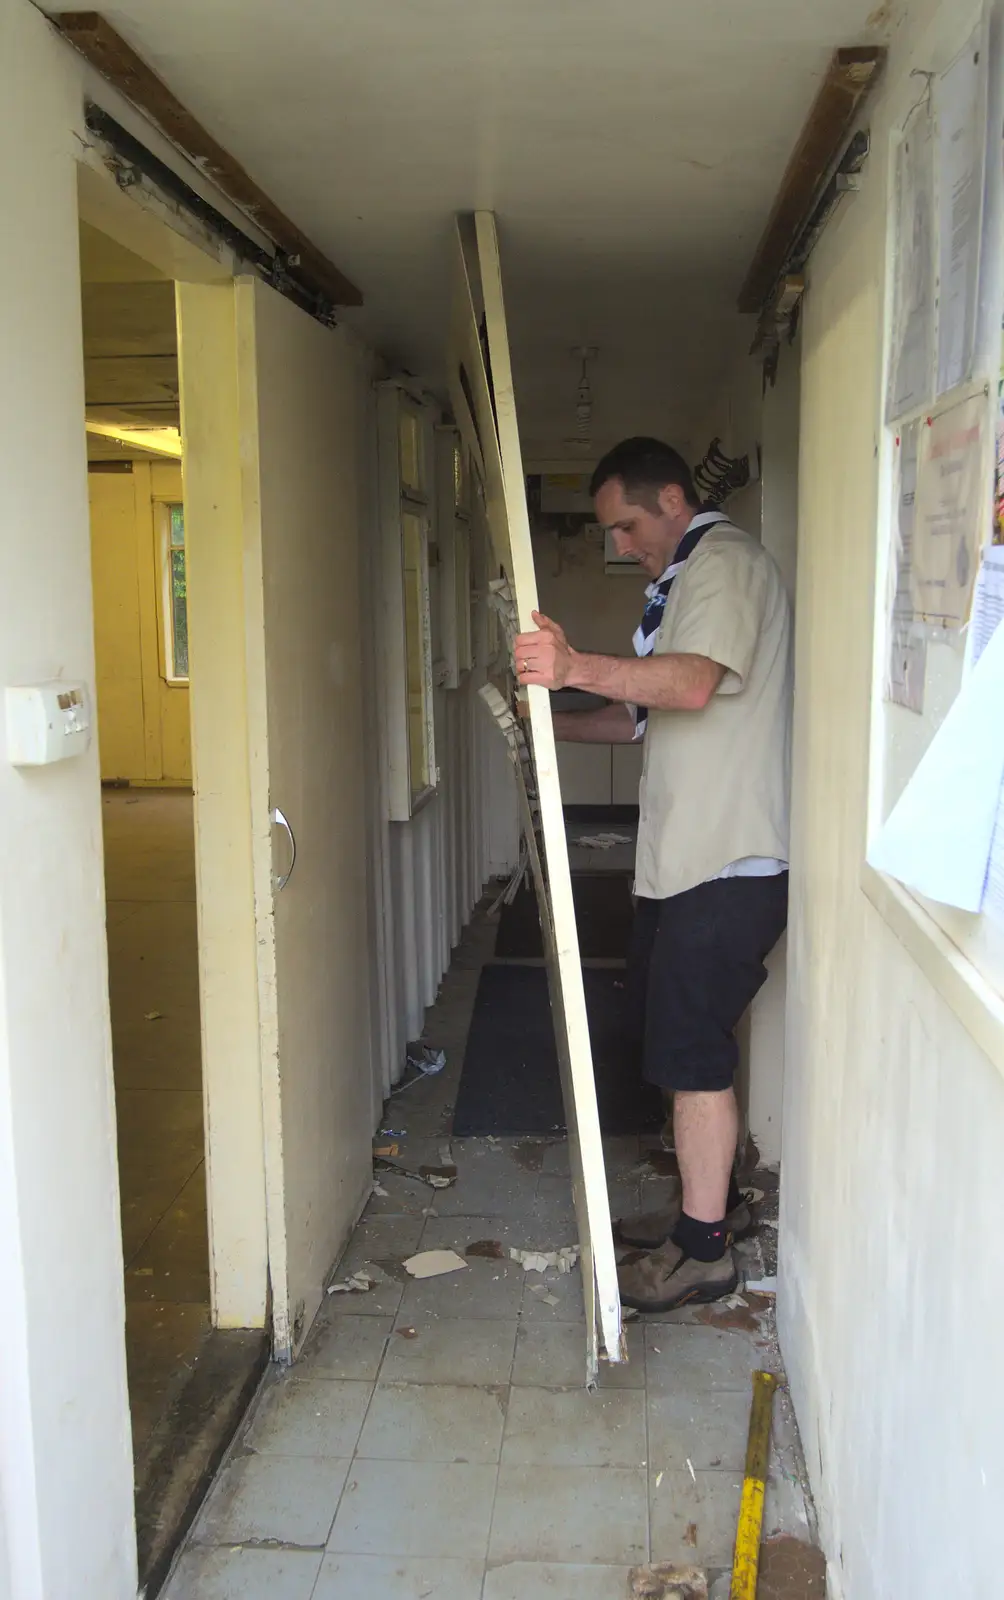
xmin=552 ymin=702 xmax=637 ymax=744
xmin=565 ymin=650 xmax=724 ymax=712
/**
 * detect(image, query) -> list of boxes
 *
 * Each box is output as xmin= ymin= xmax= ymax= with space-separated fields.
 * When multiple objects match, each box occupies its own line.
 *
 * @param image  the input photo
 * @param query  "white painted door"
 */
xmin=237 ymin=279 xmax=375 ymax=1357
xmin=448 ymin=217 xmax=624 ymax=1379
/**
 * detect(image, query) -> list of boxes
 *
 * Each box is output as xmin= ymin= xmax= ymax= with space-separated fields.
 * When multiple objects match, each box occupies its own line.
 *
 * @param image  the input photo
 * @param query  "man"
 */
xmin=514 ymin=437 xmax=792 ymax=1313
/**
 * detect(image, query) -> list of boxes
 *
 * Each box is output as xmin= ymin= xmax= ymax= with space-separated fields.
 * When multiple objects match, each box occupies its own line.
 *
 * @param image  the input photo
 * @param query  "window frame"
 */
xmin=154 ymin=498 xmax=190 ymax=686
xmin=377 ymin=381 xmax=439 ymax=820
xmin=434 ymin=425 xmax=475 ymax=689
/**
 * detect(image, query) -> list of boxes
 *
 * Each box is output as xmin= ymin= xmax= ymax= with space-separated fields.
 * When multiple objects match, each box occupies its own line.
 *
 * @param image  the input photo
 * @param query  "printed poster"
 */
xmin=911 ymin=392 xmax=989 ymax=627
xmin=887 ymin=105 xmax=936 ymax=421
xmin=887 ymin=422 xmax=927 ymax=711
xmin=935 ymin=26 xmax=987 ymax=398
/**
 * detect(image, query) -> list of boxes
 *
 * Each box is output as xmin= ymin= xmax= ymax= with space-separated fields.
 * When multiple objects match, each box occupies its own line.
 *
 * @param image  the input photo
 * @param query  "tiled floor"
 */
xmin=164 ymin=863 xmax=821 ymax=1599
xmin=104 ymin=788 xmax=211 ymax=1461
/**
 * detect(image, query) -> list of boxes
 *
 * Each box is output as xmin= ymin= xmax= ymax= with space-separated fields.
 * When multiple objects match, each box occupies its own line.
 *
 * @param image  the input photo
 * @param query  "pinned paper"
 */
xmin=868 ymin=615 xmax=1004 ymax=910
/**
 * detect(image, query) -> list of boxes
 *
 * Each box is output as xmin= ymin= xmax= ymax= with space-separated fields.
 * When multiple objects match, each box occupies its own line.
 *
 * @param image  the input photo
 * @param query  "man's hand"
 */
xmin=514 ymin=612 xmax=575 ymax=689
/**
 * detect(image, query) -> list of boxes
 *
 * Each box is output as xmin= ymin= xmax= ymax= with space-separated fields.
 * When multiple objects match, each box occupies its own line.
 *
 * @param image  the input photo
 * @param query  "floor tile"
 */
xmin=649 ymin=1468 xmax=743 ymax=1569
xmin=125 ymin=1300 xmax=209 ymax=1390
xmin=193 ymin=1453 xmax=350 ymax=1547
xmin=501 ymin=1386 xmax=646 ymax=1467
xmin=519 ymin=1265 xmax=585 ymax=1322
xmin=164 ymin=1547 xmax=322 ymax=1600
xmin=125 ymin=1167 xmax=210 ymax=1303
xmin=764 ymin=1470 xmax=812 ymax=1542
xmin=398 ymin=1256 xmax=525 ymax=1322
xmin=512 ymin=1321 xmax=644 ymax=1389
xmin=328 ymin=1459 xmax=497 ymax=1558
xmin=339 ymin=1215 xmax=426 ymax=1270
xmin=357 ymin=1381 xmax=505 ymax=1463
xmin=314 ymin=1554 xmax=485 ymax=1599
xmin=360 ymin=1172 xmax=432 ymax=1218
xmin=647 ymin=1388 xmax=751 ymax=1473
xmin=382 ymin=1317 xmax=517 ymax=1386
xmin=419 ymin=1212 xmax=525 ymax=1254
xmin=483 ymin=1563 xmax=635 ymax=1599
xmin=644 ymin=1323 xmax=766 ymax=1393
xmin=531 ymin=1175 xmax=578 ymax=1240
xmin=489 ymin=1465 xmax=647 ymax=1565
xmin=297 ymin=1314 xmax=392 ymax=1382
xmin=430 ymin=1145 xmax=539 ymax=1217
xmin=244 ymin=1378 xmax=372 ymax=1458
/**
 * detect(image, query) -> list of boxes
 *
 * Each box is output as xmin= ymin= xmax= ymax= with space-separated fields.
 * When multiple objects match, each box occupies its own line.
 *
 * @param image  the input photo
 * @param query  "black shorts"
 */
xmin=626 ymin=874 xmax=789 ymax=1094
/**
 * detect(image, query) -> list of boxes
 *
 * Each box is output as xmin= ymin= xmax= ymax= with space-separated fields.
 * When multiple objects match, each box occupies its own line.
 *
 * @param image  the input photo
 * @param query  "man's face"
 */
xmin=594 ymin=477 xmax=692 ymax=580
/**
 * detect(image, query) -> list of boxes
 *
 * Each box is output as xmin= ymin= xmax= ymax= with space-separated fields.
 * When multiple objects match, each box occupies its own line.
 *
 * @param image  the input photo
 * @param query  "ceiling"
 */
xmin=75 ymin=0 xmax=887 ymax=459
xmin=79 ymin=221 xmax=180 ymax=460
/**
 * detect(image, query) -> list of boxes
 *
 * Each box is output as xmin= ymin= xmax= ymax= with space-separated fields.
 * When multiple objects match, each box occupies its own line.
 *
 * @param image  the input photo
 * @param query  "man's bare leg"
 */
xmin=674 ymin=1086 xmax=738 ymax=1223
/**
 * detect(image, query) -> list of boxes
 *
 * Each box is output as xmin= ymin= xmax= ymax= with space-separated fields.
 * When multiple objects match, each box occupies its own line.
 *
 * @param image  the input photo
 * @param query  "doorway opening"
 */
xmin=80 ymin=213 xmax=267 ymax=1594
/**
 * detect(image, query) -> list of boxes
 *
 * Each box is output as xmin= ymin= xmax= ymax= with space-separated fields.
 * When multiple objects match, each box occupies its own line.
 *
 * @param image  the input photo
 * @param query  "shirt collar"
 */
xmin=644 ymin=510 xmax=723 ymax=596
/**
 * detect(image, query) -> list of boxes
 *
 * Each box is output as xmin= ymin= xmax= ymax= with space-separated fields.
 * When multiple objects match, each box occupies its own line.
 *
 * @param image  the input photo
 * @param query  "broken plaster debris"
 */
xmin=528 ymin=1284 xmax=560 ymax=1307
xmin=745 ymin=1275 xmax=778 ymax=1294
xmin=391 ymin=1046 xmax=447 ymax=1095
xmin=576 ymin=831 xmax=633 ymax=849
xmin=326 ymin=1264 xmax=389 ymax=1295
xmin=509 ymin=1245 xmax=580 ymax=1274
xmin=402 ymin=1249 xmax=468 ymax=1279
xmin=686 ymin=1458 xmax=696 ymax=1484
xmin=373 ymin=1156 xmax=457 ymax=1190
xmin=628 ymin=1565 xmax=708 ymax=1599
xmin=371 ymin=1182 xmax=390 ymax=1198
xmin=143 ymin=1011 xmax=164 ymax=1022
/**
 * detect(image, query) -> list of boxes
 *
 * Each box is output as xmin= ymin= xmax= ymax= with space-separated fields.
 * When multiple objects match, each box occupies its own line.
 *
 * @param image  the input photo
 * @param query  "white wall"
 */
xmin=780 ymin=2 xmax=1004 ymax=1595
xmin=745 ymin=328 xmax=802 ymax=1161
xmin=0 ymin=1 xmax=136 ymax=1595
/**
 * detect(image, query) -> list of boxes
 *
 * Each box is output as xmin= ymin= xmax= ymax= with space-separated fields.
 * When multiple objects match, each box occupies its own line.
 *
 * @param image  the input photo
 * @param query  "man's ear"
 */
xmin=658 ymin=482 xmax=685 ymax=519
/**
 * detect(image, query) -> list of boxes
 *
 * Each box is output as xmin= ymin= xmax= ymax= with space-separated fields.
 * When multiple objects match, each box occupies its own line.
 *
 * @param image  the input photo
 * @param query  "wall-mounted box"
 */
xmin=6 ymin=683 xmax=91 ymax=766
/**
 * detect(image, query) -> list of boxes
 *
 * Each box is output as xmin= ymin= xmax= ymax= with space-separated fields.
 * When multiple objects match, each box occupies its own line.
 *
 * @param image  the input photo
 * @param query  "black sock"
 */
xmin=726 ymin=1173 xmax=743 ymax=1215
xmin=673 ymin=1211 xmax=729 ymax=1263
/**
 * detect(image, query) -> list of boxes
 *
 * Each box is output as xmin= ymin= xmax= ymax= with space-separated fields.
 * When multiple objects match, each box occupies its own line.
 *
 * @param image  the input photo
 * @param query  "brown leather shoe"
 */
xmin=618 ymin=1239 xmax=739 ymax=1313
xmin=615 ymin=1194 xmax=755 ymax=1251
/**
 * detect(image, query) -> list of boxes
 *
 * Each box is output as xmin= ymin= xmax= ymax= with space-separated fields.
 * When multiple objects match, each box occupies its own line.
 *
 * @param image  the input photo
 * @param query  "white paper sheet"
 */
xmin=868 ymin=612 xmax=1004 ymax=910
xmin=967 ymin=544 xmax=1004 ymax=924
xmin=887 ymin=105 xmax=936 ymax=421
xmin=887 ymin=422 xmax=927 ymax=710
xmin=984 ymin=777 xmax=1004 ymax=925
xmin=966 ymin=543 xmax=1004 ymax=669
xmin=935 ymin=26 xmax=987 ymax=397
xmin=911 ymin=391 xmax=989 ymax=627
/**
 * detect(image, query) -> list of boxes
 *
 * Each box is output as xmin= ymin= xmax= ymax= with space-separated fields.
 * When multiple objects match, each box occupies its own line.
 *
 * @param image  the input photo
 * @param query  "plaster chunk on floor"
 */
xmin=629 ymin=1564 xmax=708 ymax=1598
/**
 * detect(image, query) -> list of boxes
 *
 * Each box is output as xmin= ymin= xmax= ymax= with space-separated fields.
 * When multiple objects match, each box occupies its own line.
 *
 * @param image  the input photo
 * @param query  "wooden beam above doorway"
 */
xmin=53 ymin=11 xmax=363 ymax=308
xmin=737 ymin=46 xmax=885 ymax=315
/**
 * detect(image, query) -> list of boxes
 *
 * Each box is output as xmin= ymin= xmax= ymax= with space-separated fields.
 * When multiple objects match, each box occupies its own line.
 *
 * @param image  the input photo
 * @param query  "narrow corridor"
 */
xmin=164 ymin=897 xmax=823 ymax=1600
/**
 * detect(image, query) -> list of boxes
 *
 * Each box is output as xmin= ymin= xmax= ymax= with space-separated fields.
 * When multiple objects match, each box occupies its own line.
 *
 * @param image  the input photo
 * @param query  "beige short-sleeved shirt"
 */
xmin=634 ymin=523 xmax=793 ymax=900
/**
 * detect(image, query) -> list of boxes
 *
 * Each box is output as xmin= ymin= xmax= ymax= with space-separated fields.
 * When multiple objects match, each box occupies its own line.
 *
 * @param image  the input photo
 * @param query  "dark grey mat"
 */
xmin=453 ymin=963 xmax=663 ymax=1137
xmin=494 ymin=872 xmax=634 ymax=960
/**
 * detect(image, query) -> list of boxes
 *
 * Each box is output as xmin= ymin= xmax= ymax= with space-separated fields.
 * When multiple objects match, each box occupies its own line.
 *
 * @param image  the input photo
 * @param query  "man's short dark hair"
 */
xmin=589 ymin=437 xmax=700 ymax=513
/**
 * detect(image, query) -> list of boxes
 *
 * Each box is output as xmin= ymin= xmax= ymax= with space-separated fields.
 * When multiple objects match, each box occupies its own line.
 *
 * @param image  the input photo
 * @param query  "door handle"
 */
xmin=271 ymin=806 xmax=296 ymax=891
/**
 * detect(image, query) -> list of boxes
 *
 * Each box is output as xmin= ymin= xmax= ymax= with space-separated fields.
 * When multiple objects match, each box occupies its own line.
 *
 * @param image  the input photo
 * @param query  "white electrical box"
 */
xmin=5 ymin=682 xmax=91 ymax=767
